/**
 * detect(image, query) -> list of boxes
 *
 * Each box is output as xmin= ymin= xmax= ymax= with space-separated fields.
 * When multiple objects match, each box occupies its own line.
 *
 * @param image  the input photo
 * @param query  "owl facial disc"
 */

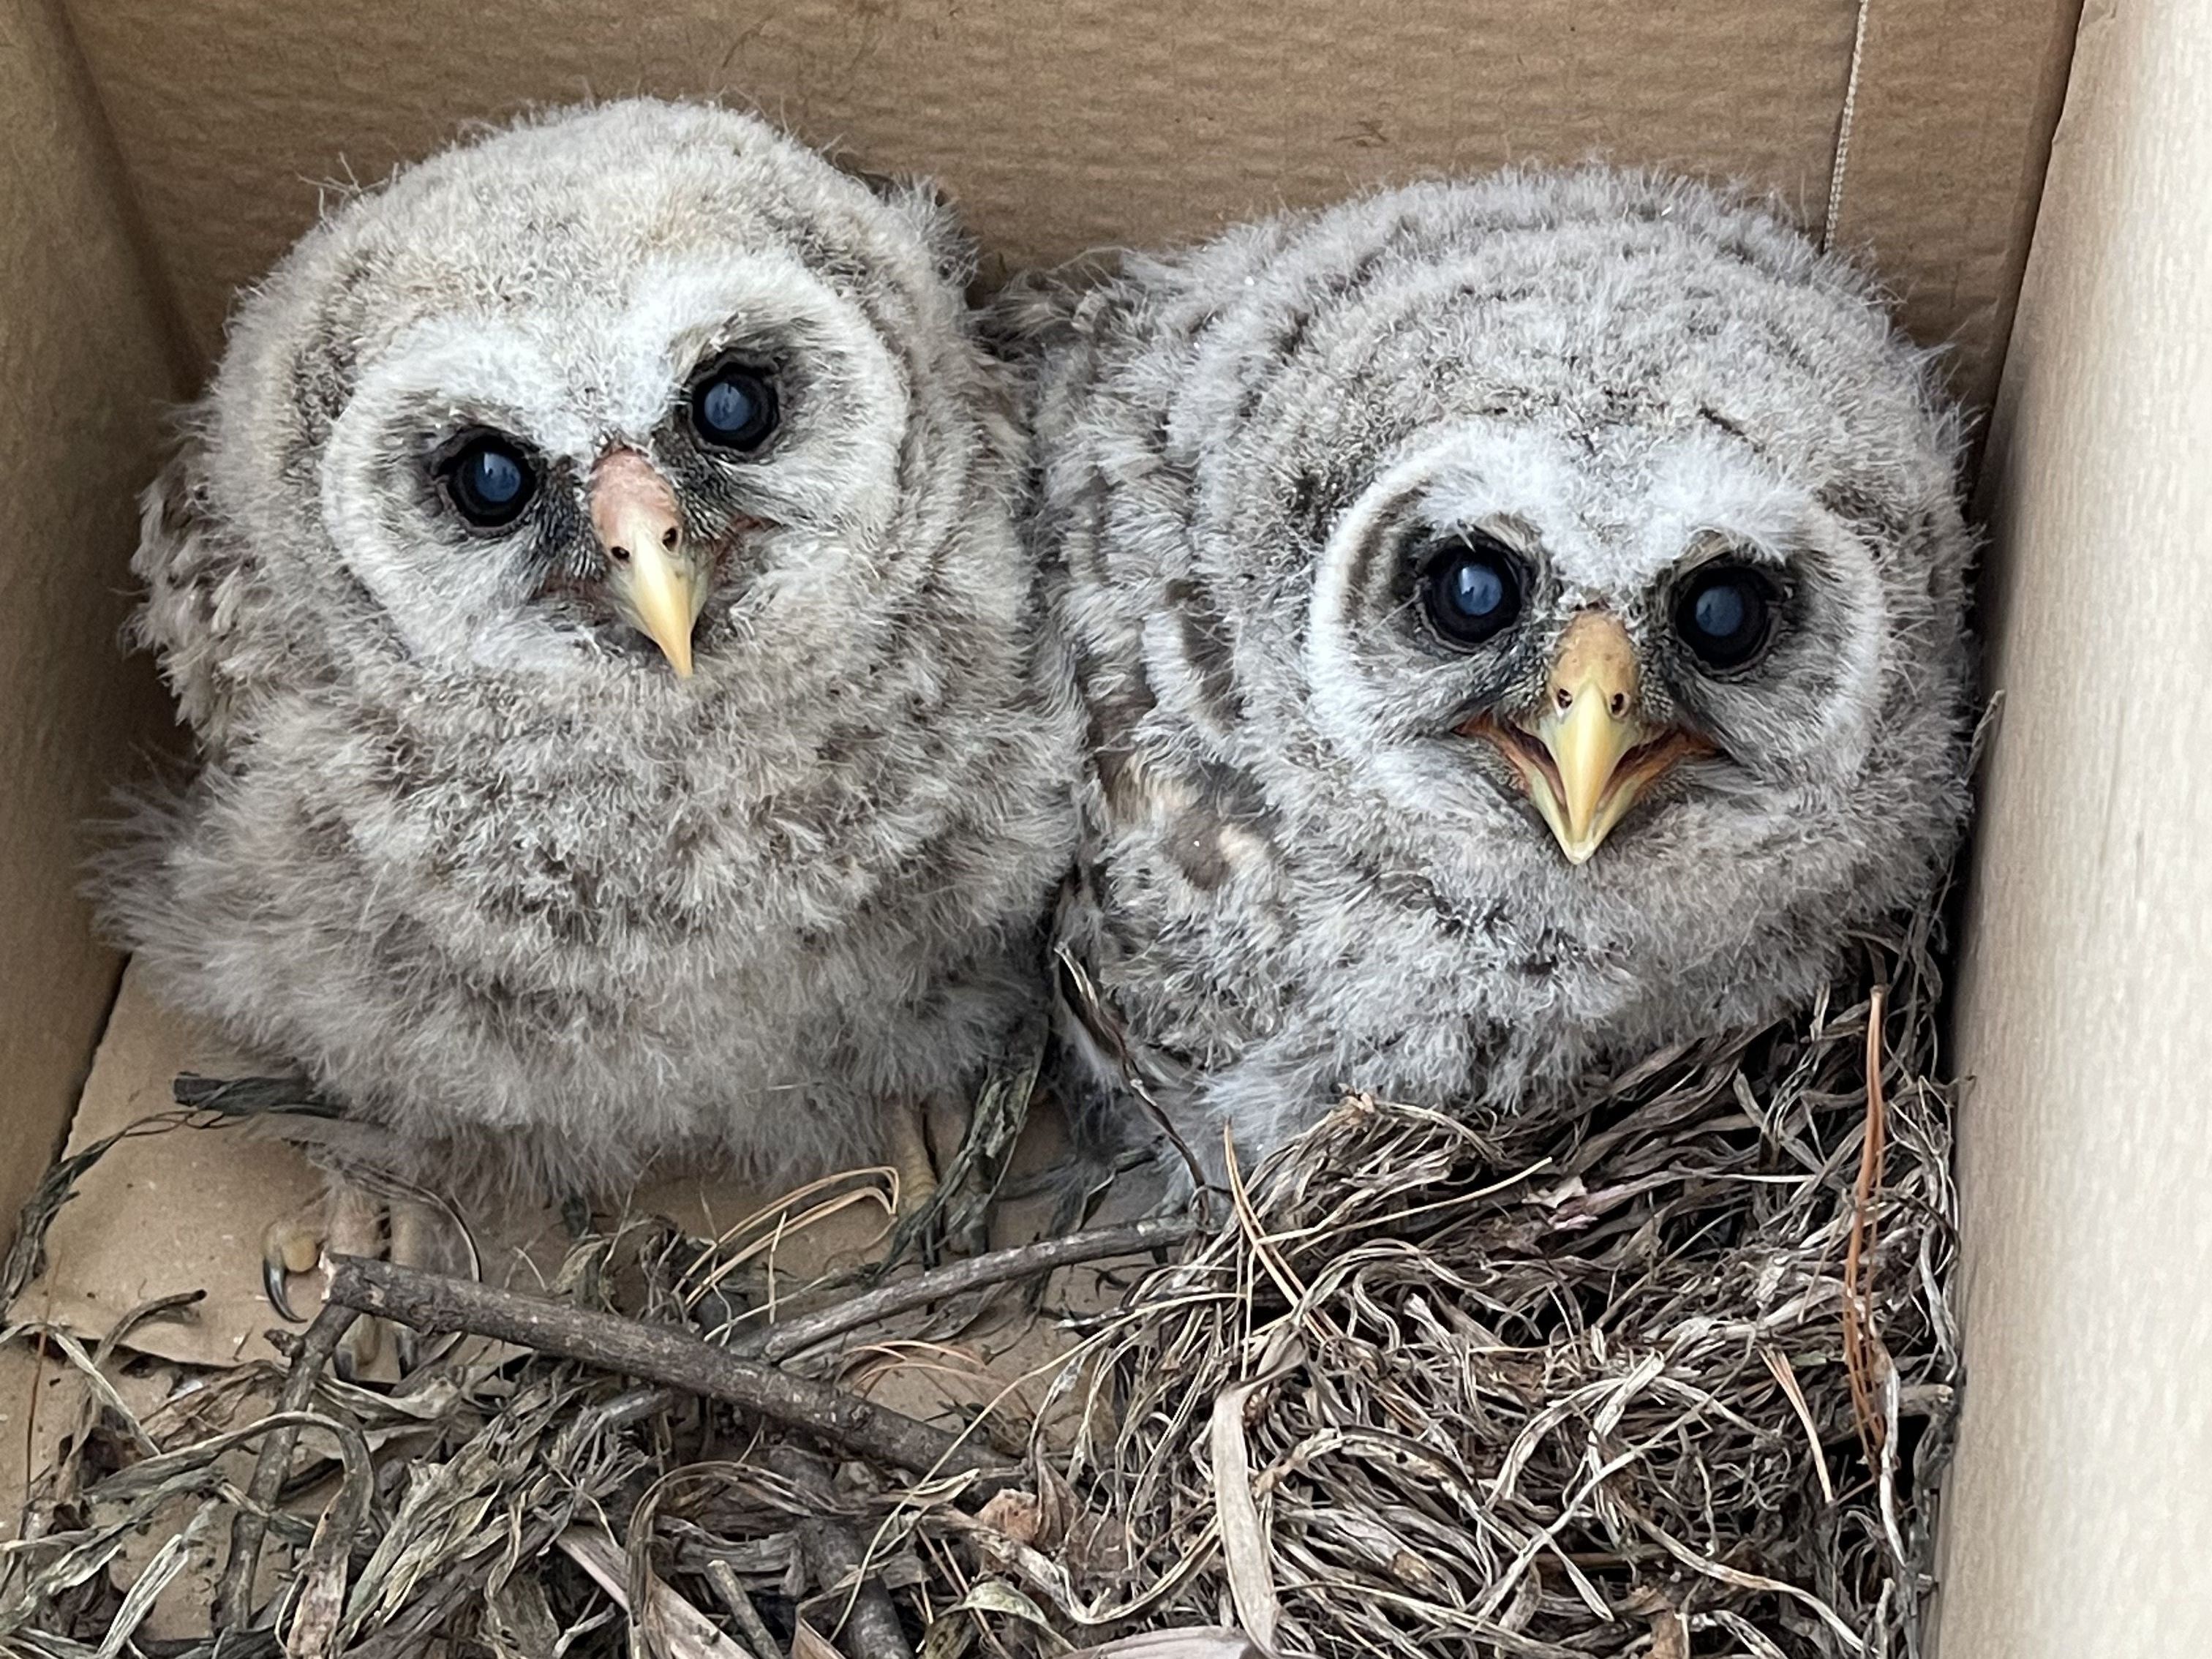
xmin=1470 ymin=611 xmax=1710 ymax=865
xmin=589 ymin=449 xmax=707 ymax=677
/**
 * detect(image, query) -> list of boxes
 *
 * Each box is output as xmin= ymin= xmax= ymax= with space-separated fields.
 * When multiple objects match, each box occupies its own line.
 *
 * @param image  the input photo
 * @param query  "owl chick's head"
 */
xmin=196 ymin=98 xmax=993 ymax=690
xmin=1040 ymin=170 xmax=1973 ymax=966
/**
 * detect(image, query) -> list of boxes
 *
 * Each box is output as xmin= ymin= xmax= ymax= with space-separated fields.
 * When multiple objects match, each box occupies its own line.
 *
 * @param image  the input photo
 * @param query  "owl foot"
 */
xmin=261 ymin=1175 xmax=473 ymax=1378
xmin=879 ymin=1094 xmax=992 ymax=1265
xmin=883 ymin=1096 xmax=965 ymax=1221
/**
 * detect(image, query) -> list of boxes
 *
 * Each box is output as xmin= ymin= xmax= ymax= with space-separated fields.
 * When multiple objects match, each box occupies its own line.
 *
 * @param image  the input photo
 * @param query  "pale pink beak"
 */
xmin=587 ymin=449 xmax=703 ymax=677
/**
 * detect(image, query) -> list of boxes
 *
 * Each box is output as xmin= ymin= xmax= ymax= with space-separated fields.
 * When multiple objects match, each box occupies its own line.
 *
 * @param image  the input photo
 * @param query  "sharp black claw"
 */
xmin=263 ymin=1255 xmax=301 ymax=1323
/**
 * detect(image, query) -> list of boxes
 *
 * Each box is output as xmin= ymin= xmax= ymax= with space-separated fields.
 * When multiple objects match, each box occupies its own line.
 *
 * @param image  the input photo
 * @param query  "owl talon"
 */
xmin=260 ymin=1213 xmax=328 ymax=1323
xmin=877 ymin=1094 xmax=994 ymax=1265
xmin=262 ymin=1251 xmax=300 ymax=1324
xmin=258 ymin=1178 xmax=468 ymax=1375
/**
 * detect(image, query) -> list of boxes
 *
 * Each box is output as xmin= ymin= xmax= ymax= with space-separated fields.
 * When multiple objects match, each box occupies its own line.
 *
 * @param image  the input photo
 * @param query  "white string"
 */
xmin=1823 ymin=0 xmax=1875 ymax=252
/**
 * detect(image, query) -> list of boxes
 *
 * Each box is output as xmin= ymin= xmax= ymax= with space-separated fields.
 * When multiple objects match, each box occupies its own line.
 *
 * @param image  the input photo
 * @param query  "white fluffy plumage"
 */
xmin=1021 ymin=170 xmax=1976 ymax=1184
xmin=105 ymin=99 xmax=1079 ymax=1200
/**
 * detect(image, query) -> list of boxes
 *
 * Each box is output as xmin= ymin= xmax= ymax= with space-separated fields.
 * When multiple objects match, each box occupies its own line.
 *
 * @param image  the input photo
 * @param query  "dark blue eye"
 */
xmin=1422 ymin=535 xmax=1524 ymax=648
xmin=1676 ymin=565 xmax=1776 ymax=669
xmin=689 ymin=362 xmax=778 ymax=451
xmin=442 ymin=434 xmax=536 ymax=528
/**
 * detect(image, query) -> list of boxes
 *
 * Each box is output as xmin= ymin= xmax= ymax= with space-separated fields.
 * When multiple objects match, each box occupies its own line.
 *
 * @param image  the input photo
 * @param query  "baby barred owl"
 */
xmin=1025 ymin=171 xmax=1974 ymax=1186
xmin=108 ymin=100 xmax=1079 ymax=1307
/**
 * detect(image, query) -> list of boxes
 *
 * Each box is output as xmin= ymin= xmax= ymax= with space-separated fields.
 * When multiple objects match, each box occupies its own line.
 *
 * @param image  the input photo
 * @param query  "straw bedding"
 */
xmin=0 ymin=903 xmax=1958 ymax=1659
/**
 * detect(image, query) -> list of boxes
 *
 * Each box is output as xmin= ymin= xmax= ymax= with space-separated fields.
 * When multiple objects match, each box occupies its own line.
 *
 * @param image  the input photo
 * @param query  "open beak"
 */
xmin=1468 ymin=610 xmax=1709 ymax=865
xmin=588 ymin=448 xmax=704 ymax=677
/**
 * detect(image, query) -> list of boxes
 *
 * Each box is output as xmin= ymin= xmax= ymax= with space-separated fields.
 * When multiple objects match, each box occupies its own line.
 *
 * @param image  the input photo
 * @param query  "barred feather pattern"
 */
xmin=1018 ymin=170 xmax=1974 ymax=1182
xmin=101 ymin=100 xmax=1081 ymax=1200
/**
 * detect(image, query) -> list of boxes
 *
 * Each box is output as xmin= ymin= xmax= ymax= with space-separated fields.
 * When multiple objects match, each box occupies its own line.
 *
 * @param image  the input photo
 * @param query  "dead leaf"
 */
xmin=1207 ymin=1338 xmax=1304 ymax=1657
xmin=1064 ymin=1630 xmax=1260 ymax=1659
xmin=976 ymin=1486 xmax=1047 ymax=1549
xmin=556 ymin=1525 xmax=752 ymax=1659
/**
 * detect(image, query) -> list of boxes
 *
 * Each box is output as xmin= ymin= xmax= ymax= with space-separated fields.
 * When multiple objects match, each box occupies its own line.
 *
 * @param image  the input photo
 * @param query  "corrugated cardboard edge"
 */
xmin=1831 ymin=0 xmax=2085 ymax=415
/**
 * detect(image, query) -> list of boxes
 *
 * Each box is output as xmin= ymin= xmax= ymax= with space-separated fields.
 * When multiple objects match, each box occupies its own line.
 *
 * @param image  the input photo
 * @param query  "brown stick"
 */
xmin=770 ymin=1446 xmax=916 ymax=1659
xmin=703 ymin=1560 xmax=785 ymax=1659
xmin=1842 ymin=985 xmax=1891 ymax=1469
xmin=327 ymin=1257 xmax=1014 ymax=1481
xmin=213 ymin=1301 xmax=361 ymax=1632
xmin=740 ymin=1217 xmax=1192 ymax=1364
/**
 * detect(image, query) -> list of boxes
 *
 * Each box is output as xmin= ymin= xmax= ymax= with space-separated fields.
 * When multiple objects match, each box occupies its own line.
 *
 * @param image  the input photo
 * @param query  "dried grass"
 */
xmin=1040 ymin=911 xmax=1957 ymax=1659
xmin=1 ymin=908 xmax=1957 ymax=1659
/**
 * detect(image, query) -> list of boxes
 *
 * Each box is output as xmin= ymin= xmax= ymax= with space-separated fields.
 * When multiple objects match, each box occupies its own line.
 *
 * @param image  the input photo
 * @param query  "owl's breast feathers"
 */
xmin=1061 ymin=711 xmax=1843 ymax=1128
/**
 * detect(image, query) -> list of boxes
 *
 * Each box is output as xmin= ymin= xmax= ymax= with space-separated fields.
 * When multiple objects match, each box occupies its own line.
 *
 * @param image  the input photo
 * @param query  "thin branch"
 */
xmin=739 ymin=1217 xmax=1192 ymax=1364
xmin=703 ymin=1560 xmax=785 ymax=1659
xmin=1843 ymin=985 xmax=1892 ymax=1467
xmin=770 ymin=1446 xmax=916 ymax=1659
xmin=212 ymin=1301 xmax=360 ymax=1631
xmin=327 ymin=1257 xmax=1015 ymax=1483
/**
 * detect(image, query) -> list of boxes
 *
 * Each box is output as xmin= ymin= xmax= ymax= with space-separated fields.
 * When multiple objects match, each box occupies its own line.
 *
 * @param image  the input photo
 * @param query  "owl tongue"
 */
xmin=588 ymin=449 xmax=703 ymax=677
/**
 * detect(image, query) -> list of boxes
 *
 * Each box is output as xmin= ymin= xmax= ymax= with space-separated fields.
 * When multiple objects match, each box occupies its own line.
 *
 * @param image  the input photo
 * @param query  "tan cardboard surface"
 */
xmin=0 ymin=1342 xmax=83 ymax=1545
xmin=23 ymin=960 xmax=1109 ymax=1436
xmin=1829 ymin=0 xmax=2082 ymax=413
xmin=61 ymin=0 xmax=2075 ymax=410
xmin=0 ymin=0 xmax=185 ymax=1249
xmin=29 ymin=962 xmax=320 ymax=1369
xmin=1943 ymin=0 xmax=2212 ymax=1653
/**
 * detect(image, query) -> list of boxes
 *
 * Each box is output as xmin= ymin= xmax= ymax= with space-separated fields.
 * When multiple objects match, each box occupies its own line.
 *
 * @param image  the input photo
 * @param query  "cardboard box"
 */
xmin=2 ymin=0 xmax=2204 ymax=1652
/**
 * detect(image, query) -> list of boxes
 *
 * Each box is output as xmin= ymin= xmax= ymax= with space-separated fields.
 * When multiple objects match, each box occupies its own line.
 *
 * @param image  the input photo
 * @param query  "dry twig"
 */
xmin=212 ymin=1300 xmax=361 ymax=1630
xmin=1843 ymin=983 xmax=1892 ymax=1467
xmin=740 ymin=1218 xmax=1192 ymax=1364
xmin=327 ymin=1255 xmax=1015 ymax=1483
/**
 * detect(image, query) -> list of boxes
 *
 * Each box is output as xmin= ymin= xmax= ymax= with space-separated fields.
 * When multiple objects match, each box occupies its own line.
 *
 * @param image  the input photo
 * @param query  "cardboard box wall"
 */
xmin=2 ymin=0 xmax=2203 ymax=1651
xmin=1942 ymin=0 xmax=2212 ymax=1652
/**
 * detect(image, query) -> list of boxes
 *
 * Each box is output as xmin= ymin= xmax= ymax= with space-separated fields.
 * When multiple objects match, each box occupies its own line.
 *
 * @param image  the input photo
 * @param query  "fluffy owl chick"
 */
xmin=1028 ymin=170 xmax=1974 ymax=1186
xmin=106 ymin=100 xmax=1077 ymax=1282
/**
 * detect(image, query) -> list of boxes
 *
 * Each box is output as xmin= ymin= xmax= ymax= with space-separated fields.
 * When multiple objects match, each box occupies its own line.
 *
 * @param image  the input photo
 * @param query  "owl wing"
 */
xmin=130 ymin=418 xmax=271 ymax=761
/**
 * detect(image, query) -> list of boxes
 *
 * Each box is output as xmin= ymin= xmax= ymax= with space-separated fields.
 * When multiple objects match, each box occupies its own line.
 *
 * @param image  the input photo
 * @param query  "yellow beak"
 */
xmin=588 ymin=449 xmax=704 ymax=677
xmin=1474 ymin=611 xmax=1707 ymax=865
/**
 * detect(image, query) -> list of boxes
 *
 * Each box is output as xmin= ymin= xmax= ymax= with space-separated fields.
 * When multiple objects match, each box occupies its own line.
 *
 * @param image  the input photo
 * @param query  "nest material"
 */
xmin=0 ymin=912 xmax=1957 ymax=1659
xmin=1051 ymin=928 xmax=1957 ymax=1658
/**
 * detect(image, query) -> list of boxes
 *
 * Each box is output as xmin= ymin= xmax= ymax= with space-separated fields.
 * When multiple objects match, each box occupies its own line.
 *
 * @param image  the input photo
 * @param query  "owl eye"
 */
xmin=1421 ymin=534 xmax=1524 ymax=649
xmin=1675 ymin=563 xmax=1778 ymax=669
xmin=440 ymin=432 xmax=538 ymax=529
xmin=688 ymin=361 xmax=778 ymax=451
